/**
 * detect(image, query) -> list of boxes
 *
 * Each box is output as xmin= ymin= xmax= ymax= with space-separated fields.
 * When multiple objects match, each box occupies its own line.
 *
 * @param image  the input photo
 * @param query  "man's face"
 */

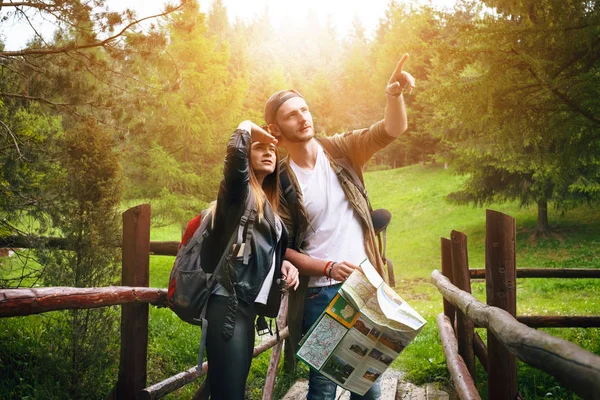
xmin=250 ymin=141 xmax=277 ymax=179
xmin=271 ymin=97 xmax=314 ymax=144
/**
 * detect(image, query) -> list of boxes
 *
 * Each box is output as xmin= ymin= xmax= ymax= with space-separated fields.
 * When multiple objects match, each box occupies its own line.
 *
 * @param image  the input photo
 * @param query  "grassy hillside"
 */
xmin=143 ymin=164 xmax=600 ymax=398
xmin=364 ymin=164 xmax=600 ymax=398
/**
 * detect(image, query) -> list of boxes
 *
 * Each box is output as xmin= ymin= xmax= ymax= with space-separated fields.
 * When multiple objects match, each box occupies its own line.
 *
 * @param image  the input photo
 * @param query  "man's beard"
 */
xmin=280 ymin=126 xmax=315 ymax=143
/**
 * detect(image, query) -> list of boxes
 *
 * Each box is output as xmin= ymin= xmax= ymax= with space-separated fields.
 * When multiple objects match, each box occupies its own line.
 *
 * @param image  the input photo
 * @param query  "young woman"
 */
xmin=186 ymin=120 xmax=299 ymax=399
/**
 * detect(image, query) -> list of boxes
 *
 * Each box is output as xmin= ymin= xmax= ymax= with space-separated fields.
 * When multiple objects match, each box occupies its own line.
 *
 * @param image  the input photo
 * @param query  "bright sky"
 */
xmin=1 ymin=0 xmax=456 ymax=51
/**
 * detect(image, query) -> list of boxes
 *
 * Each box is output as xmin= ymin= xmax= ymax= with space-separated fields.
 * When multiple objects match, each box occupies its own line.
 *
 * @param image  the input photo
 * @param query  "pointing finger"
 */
xmin=388 ymin=53 xmax=409 ymax=84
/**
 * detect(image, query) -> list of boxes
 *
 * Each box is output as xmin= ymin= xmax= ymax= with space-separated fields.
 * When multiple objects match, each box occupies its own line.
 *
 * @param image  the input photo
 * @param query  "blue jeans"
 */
xmin=303 ymin=285 xmax=382 ymax=400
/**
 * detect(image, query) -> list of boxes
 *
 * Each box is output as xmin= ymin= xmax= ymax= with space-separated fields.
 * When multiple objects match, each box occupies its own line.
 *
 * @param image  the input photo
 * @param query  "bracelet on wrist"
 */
xmin=323 ymin=261 xmax=333 ymax=277
xmin=327 ymin=262 xmax=337 ymax=278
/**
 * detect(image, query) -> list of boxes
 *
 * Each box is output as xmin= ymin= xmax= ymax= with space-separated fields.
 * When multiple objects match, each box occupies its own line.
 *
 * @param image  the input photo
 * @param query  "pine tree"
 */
xmin=425 ymin=0 xmax=600 ymax=233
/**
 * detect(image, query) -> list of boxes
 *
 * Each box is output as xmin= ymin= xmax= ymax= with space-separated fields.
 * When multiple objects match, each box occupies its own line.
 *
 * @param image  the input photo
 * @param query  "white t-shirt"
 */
xmin=290 ymin=145 xmax=368 ymax=287
xmin=254 ymin=216 xmax=282 ymax=304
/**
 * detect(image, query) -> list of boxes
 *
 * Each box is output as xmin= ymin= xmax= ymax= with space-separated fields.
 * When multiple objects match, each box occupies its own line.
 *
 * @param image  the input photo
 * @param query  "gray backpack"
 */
xmin=167 ymin=196 xmax=255 ymax=369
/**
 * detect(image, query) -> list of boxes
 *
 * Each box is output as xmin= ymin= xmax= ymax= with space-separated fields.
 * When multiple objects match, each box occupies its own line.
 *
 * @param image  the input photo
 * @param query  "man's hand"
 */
xmin=237 ymin=120 xmax=278 ymax=145
xmin=329 ymin=261 xmax=363 ymax=282
xmin=281 ymin=260 xmax=299 ymax=290
xmin=385 ymin=53 xmax=415 ymax=97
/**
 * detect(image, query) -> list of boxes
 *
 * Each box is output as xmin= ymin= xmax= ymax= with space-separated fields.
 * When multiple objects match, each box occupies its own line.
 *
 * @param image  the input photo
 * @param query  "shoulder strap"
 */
xmin=279 ymin=160 xmax=297 ymax=211
xmin=196 ymin=194 xmax=256 ymax=371
xmin=279 ymin=159 xmax=300 ymax=229
xmin=317 ymin=137 xmax=371 ymax=209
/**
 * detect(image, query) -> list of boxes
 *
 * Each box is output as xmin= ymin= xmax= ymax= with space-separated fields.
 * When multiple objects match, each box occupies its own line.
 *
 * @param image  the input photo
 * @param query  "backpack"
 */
xmin=167 ymin=195 xmax=255 ymax=370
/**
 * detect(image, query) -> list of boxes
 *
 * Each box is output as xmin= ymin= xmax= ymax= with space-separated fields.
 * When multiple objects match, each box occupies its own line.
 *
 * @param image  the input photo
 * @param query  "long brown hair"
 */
xmin=248 ymin=143 xmax=280 ymax=219
xmin=209 ymin=144 xmax=280 ymax=227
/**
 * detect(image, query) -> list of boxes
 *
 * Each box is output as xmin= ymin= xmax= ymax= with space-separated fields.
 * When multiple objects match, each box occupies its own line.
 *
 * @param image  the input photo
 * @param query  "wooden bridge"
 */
xmin=1 ymin=206 xmax=599 ymax=398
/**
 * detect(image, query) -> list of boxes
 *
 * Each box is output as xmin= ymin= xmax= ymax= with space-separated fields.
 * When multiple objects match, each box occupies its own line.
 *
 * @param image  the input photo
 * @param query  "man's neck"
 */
xmin=287 ymin=138 xmax=319 ymax=170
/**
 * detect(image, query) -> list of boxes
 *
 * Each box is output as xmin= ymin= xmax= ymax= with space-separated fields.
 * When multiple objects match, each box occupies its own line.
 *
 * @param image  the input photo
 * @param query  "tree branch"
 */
xmin=15 ymin=3 xmax=52 ymax=47
xmin=73 ymin=50 xmax=160 ymax=91
xmin=0 ymin=3 xmax=184 ymax=57
xmin=0 ymin=91 xmax=94 ymax=107
xmin=510 ymin=47 xmax=600 ymax=127
xmin=0 ymin=2 xmax=50 ymax=8
xmin=0 ymin=119 xmax=23 ymax=159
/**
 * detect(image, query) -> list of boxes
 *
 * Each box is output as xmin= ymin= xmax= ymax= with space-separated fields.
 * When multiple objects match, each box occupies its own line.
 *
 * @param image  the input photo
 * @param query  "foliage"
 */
xmin=1 ymin=0 xmax=599 ymax=397
xmin=34 ymin=117 xmax=122 ymax=398
xmin=370 ymin=2 xmax=445 ymax=168
xmin=117 ymin=1 xmax=245 ymax=226
xmin=0 ymin=1 xmax=175 ymax=398
xmin=138 ymin=165 xmax=600 ymax=398
xmin=423 ymin=0 xmax=600 ymax=232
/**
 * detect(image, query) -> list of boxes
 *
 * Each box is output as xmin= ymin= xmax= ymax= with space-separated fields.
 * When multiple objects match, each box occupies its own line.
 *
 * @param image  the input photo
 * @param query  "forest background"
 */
xmin=0 ymin=0 xmax=599 ymax=398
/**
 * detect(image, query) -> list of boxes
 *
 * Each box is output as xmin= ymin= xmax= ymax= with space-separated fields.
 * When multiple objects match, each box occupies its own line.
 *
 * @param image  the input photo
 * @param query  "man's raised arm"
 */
xmin=384 ymin=53 xmax=415 ymax=138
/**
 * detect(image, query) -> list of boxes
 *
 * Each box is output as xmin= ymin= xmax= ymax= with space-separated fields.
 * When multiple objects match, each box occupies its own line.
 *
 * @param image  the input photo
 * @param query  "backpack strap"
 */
xmin=241 ymin=208 xmax=255 ymax=265
xmin=195 ymin=194 xmax=257 ymax=371
xmin=318 ymin=138 xmax=393 ymax=267
xmin=317 ymin=137 xmax=372 ymax=211
xmin=279 ymin=160 xmax=302 ymax=245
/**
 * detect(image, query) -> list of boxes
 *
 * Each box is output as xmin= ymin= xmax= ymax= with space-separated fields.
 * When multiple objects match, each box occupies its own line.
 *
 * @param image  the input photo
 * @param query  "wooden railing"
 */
xmin=432 ymin=209 xmax=600 ymax=400
xmin=0 ymin=204 xmax=289 ymax=399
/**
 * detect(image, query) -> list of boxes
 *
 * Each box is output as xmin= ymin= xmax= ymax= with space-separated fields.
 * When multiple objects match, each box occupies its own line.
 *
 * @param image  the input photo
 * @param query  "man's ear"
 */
xmin=268 ymin=123 xmax=282 ymax=139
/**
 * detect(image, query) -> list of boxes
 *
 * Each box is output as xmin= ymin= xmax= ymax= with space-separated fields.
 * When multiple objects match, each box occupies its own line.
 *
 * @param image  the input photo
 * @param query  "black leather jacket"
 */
xmin=201 ymin=129 xmax=286 ymax=319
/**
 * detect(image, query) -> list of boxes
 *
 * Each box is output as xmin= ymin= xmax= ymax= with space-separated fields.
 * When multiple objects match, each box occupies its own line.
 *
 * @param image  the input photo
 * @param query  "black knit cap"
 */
xmin=264 ymin=89 xmax=304 ymax=125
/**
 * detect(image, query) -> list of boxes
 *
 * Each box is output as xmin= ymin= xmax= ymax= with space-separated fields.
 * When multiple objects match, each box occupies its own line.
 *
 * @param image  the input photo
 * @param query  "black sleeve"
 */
xmin=201 ymin=129 xmax=251 ymax=271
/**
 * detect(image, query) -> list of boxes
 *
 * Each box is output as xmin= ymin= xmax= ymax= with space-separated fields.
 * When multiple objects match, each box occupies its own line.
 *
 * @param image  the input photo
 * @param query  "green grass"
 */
xmin=364 ymin=164 xmax=600 ymax=399
xmin=3 ymin=164 xmax=599 ymax=399
xmin=139 ymin=164 xmax=599 ymax=398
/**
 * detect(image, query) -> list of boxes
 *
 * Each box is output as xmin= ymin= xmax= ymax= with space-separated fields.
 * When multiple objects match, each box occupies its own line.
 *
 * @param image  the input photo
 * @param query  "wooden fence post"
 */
xmin=262 ymin=295 xmax=290 ymax=400
xmin=117 ymin=204 xmax=151 ymax=399
xmin=486 ymin=210 xmax=518 ymax=400
xmin=450 ymin=230 xmax=476 ymax=380
xmin=441 ymin=237 xmax=456 ymax=327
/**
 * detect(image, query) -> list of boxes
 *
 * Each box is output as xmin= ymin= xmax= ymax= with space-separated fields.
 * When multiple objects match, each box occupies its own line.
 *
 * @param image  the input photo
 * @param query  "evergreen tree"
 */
xmin=371 ymin=2 xmax=443 ymax=168
xmin=118 ymin=1 xmax=244 ymax=226
xmin=427 ymin=0 xmax=600 ymax=233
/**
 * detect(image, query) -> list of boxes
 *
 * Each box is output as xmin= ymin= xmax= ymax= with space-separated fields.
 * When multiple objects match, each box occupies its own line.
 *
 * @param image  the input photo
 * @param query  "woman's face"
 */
xmin=250 ymin=141 xmax=277 ymax=180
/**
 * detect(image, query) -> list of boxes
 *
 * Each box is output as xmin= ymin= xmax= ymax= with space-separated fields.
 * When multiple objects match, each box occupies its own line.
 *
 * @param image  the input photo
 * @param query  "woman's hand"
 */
xmin=237 ymin=120 xmax=278 ymax=145
xmin=281 ymin=260 xmax=299 ymax=291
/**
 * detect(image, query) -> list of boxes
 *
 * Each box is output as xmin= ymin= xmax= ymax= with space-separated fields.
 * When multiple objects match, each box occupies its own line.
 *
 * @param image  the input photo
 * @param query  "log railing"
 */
xmin=0 ymin=204 xmax=290 ymax=399
xmin=433 ymin=209 xmax=600 ymax=400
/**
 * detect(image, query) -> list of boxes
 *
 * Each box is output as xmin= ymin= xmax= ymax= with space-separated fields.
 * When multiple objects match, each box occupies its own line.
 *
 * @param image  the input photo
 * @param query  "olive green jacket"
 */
xmin=278 ymin=119 xmax=396 ymax=369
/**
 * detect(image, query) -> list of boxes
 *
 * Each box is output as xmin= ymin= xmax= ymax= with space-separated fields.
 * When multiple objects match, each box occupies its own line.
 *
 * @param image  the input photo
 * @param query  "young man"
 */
xmin=265 ymin=54 xmax=415 ymax=400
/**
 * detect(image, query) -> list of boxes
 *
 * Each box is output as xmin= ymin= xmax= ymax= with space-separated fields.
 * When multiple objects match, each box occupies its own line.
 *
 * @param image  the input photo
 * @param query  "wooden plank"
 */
xmin=450 ymin=230 xmax=476 ymax=380
xmin=117 ymin=204 xmax=151 ymax=399
xmin=0 ymin=235 xmax=179 ymax=258
xmin=141 ymin=329 xmax=290 ymax=399
xmin=470 ymin=268 xmax=600 ymax=279
xmin=431 ymin=269 xmax=600 ymax=400
xmin=254 ymin=327 xmax=289 ymax=357
xmin=0 ymin=286 xmax=167 ymax=317
xmin=262 ymin=296 xmax=289 ymax=400
xmin=473 ymin=332 xmax=488 ymax=373
xmin=149 ymin=241 xmax=179 ymax=256
xmin=436 ymin=313 xmax=482 ymax=400
xmin=0 ymin=235 xmax=70 ymax=250
xmin=485 ymin=210 xmax=517 ymax=400
xmin=517 ymin=316 xmax=600 ymax=328
xmin=441 ymin=237 xmax=456 ymax=326
xmin=139 ymin=363 xmax=207 ymax=400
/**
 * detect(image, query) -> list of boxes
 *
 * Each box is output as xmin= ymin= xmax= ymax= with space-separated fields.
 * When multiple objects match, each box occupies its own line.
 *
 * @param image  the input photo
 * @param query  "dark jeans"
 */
xmin=206 ymin=295 xmax=256 ymax=399
xmin=303 ymin=285 xmax=382 ymax=400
